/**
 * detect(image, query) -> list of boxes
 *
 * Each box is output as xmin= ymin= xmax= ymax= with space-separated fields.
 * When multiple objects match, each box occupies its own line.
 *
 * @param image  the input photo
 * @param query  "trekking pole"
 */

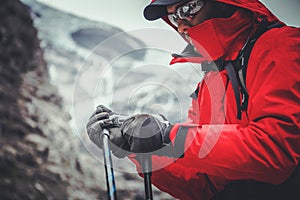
xmin=139 ymin=153 xmax=153 ymax=200
xmin=103 ymin=114 xmax=153 ymax=199
xmin=102 ymin=129 xmax=117 ymax=200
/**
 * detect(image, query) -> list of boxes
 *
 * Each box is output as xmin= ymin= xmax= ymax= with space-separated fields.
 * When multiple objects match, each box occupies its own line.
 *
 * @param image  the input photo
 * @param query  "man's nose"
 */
xmin=177 ymin=19 xmax=190 ymax=34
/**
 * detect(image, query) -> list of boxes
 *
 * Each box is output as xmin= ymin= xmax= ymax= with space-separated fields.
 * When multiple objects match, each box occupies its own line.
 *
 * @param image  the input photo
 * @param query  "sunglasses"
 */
xmin=167 ymin=0 xmax=205 ymax=27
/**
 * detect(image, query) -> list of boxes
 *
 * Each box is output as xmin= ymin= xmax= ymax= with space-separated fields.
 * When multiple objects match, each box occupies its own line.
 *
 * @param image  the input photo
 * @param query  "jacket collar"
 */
xmin=170 ymin=9 xmax=254 ymax=66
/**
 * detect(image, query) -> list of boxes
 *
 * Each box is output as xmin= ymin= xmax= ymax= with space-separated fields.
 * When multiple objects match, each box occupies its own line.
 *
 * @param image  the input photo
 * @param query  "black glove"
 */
xmin=86 ymin=105 xmax=130 ymax=158
xmin=121 ymin=114 xmax=173 ymax=155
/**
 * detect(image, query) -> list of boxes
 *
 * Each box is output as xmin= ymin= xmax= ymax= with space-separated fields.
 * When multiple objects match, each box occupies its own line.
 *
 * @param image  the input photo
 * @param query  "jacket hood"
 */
xmin=215 ymin=0 xmax=282 ymax=24
xmin=159 ymin=0 xmax=285 ymax=65
xmin=162 ymin=0 xmax=284 ymax=30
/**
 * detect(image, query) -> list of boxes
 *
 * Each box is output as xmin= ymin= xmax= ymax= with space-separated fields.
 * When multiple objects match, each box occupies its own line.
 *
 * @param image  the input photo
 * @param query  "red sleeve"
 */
xmin=169 ymin=27 xmax=300 ymax=184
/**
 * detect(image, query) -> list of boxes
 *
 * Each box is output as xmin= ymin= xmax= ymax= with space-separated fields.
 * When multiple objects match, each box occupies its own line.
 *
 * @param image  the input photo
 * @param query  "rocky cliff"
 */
xmin=0 ymin=0 xmax=100 ymax=199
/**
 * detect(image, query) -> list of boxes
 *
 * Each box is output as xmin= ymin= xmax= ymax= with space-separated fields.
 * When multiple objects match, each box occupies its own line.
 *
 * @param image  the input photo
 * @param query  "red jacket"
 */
xmin=132 ymin=1 xmax=300 ymax=199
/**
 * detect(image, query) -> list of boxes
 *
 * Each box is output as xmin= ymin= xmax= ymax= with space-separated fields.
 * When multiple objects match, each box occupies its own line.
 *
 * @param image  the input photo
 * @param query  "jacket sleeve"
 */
xmin=168 ymin=27 xmax=300 ymax=184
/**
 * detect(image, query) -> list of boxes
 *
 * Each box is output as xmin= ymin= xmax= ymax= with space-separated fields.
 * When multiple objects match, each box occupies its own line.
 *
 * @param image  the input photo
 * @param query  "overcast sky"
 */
xmin=37 ymin=0 xmax=299 ymax=31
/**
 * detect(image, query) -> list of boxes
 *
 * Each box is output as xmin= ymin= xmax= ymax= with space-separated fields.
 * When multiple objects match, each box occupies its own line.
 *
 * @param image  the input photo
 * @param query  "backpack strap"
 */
xmin=227 ymin=22 xmax=284 ymax=120
xmin=225 ymin=62 xmax=243 ymax=119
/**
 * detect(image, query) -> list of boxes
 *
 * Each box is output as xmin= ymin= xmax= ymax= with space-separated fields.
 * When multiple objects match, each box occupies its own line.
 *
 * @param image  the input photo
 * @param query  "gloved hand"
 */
xmin=121 ymin=114 xmax=173 ymax=155
xmin=86 ymin=105 xmax=130 ymax=158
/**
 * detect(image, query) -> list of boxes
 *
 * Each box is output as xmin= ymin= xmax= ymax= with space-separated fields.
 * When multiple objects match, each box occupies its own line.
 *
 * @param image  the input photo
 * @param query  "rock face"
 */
xmin=0 ymin=0 xmax=54 ymax=198
xmin=0 ymin=0 xmax=102 ymax=199
xmin=71 ymin=28 xmax=146 ymax=60
xmin=0 ymin=0 xmax=117 ymax=199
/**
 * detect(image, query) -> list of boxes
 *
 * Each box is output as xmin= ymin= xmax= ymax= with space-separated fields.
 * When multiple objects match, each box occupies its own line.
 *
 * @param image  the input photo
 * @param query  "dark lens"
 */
xmin=180 ymin=5 xmax=190 ymax=18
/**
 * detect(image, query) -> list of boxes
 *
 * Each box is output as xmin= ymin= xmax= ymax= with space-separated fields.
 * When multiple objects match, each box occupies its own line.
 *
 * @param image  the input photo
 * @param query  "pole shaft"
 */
xmin=144 ymin=173 xmax=153 ymax=200
xmin=102 ymin=129 xmax=117 ymax=200
xmin=140 ymin=154 xmax=153 ymax=200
